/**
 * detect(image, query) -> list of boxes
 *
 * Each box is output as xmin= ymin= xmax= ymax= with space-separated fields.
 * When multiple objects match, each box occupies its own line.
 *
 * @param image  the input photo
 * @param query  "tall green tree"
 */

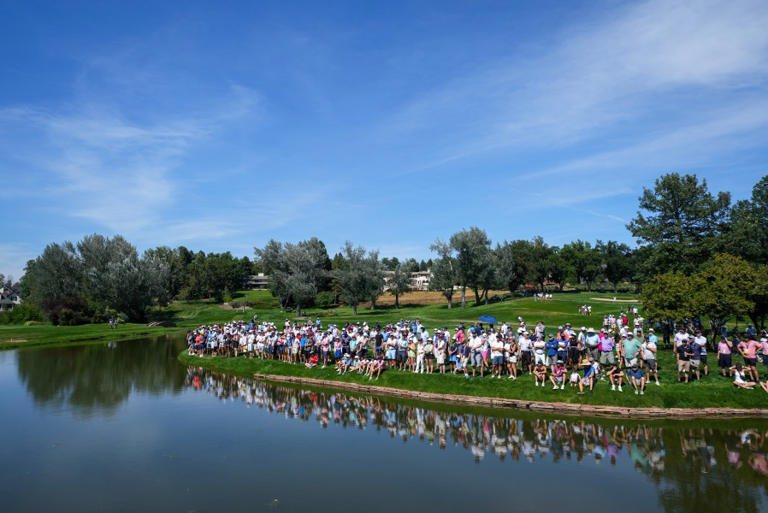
xmin=333 ymin=242 xmax=382 ymax=315
xmin=429 ymin=240 xmax=457 ymax=308
xmin=627 ymin=172 xmax=731 ymax=279
xmin=387 ymin=264 xmax=411 ymax=308
xmin=689 ymin=254 xmax=755 ymax=344
xmin=560 ymin=240 xmax=600 ymax=290
xmin=597 ymin=240 xmax=633 ymax=292
xmin=727 ymin=175 xmax=768 ymax=264
xmin=449 ymin=227 xmax=492 ymax=307
xmin=496 ymin=240 xmax=533 ymax=295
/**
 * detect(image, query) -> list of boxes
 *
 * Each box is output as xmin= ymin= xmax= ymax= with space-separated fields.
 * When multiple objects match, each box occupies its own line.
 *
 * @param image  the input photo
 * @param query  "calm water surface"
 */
xmin=1 ymin=336 xmax=767 ymax=513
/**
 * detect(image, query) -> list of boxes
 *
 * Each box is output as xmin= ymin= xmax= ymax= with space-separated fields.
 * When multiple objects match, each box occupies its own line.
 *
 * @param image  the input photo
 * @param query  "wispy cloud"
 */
xmin=374 ymin=0 xmax=768 ymax=173
xmin=0 ymin=83 xmax=261 ymax=234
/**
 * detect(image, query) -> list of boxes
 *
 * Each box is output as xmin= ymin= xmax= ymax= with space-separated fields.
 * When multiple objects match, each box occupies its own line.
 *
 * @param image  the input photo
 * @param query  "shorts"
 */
xmin=492 ymin=355 xmax=504 ymax=365
xmin=690 ymin=359 xmax=701 ymax=368
xmin=508 ymin=355 xmax=518 ymax=364
xmin=581 ymin=377 xmax=592 ymax=386
xmin=408 ymin=350 xmax=416 ymax=359
xmin=587 ymin=347 xmax=599 ymax=361
xmin=678 ymin=360 xmax=690 ymax=372
xmin=449 ymin=355 xmax=457 ymax=362
xmin=534 ymin=353 xmax=546 ymax=365
xmin=471 ymin=352 xmax=483 ymax=367
xmin=700 ymin=355 xmax=707 ymax=365
xmin=436 ymin=354 xmax=445 ymax=365
xmin=521 ymin=352 xmax=532 ymax=365
xmin=763 ymin=354 xmax=768 ymax=367
xmin=745 ymin=357 xmax=757 ymax=367
xmin=624 ymin=357 xmax=637 ymax=368
xmin=553 ymin=375 xmax=564 ymax=384
xmin=599 ymin=351 xmax=615 ymax=365
xmin=718 ymin=354 xmax=731 ymax=368
xmin=396 ymin=350 xmax=407 ymax=362
xmin=644 ymin=359 xmax=657 ymax=371
xmin=336 ymin=349 xmax=343 ymax=359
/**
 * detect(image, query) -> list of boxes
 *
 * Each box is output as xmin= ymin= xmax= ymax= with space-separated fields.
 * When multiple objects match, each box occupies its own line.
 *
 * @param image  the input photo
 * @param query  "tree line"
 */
xmin=17 ymin=235 xmax=256 ymax=324
xmin=9 ymin=172 xmax=768 ymax=328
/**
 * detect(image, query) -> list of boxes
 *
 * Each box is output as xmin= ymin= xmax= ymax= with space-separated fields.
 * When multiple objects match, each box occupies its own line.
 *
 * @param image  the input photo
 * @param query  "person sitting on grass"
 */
xmin=606 ymin=364 xmax=624 ymax=392
xmin=627 ymin=363 xmax=647 ymax=395
xmin=336 ymin=353 xmax=353 ymax=375
xmin=549 ymin=360 xmax=567 ymax=390
xmin=731 ymin=363 xmax=757 ymax=389
xmin=533 ymin=362 xmax=547 ymax=387
xmin=367 ymin=356 xmax=386 ymax=380
xmin=305 ymin=353 xmax=319 ymax=368
xmin=577 ymin=359 xmax=598 ymax=395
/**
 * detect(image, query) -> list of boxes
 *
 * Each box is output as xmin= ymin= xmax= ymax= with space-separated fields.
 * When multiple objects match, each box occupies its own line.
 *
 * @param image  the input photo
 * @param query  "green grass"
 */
xmin=179 ymin=348 xmax=768 ymax=411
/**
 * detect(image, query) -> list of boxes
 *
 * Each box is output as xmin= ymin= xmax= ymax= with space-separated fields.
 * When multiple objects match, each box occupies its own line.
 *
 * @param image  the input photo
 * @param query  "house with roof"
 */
xmin=0 ymin=287 xmax=22 ymax=312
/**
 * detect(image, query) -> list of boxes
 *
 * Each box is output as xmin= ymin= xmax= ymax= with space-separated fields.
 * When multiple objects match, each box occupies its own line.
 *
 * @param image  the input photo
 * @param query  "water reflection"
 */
xmin=15 ymin=336 xmax=187 ymax=416
xmin=186 ymin=366 xmax=768 ymax=512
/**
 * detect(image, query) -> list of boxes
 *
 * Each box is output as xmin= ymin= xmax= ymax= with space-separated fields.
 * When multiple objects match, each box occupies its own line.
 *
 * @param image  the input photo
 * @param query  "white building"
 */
xmin=383 ymin=270 xmax=433 ymax=292
xmin=243 ymin=273 xmax=269 ymax=290
xmin=0 ymin=287 xmax=21 ymax=312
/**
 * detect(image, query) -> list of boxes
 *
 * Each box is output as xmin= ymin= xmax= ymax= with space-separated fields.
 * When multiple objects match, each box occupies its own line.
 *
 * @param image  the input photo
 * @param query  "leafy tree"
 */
xmin=387 ymin=264 xmax=411 ymax=308
xmin=545 ymin=250 xmax=570 ymax=291
xmin=429 ymin=240 xmax=457 ymax=308
xmin=641 ymin=272 xmax=694 ymax=325
xmin=334 ymin=242 xmax=381 ymax=315
xmin=449 ymin=227 xmax=492 ymax=307
xmin=561 ymin=240 xmax=601 ymax=290
xmin=727 ymin=175 xmax=768 ymax=264
xmin=365 ymin=250 xmax=385 ymax=309
xmin=527 ymin=237 xmax=554 ymax=291
xmin=496 ymin=240 xmax=533 ymax=295
xmin=22 ymin=235 xmax=169 ymax=323
xmin=254 ymin=239 xmax=328 ymax=313
xmin=597 ymin=240 xmax=633 ymax=292
xmin=745 ymin=264 xmax=768 ymax=331
xmin=689 ymin=254 xmax=755 ymax=344
xmin=628 ymin=172 xmax=731 ymax=278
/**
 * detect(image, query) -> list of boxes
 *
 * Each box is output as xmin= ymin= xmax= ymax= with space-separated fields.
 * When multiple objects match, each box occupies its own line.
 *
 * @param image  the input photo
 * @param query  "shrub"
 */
xmin=0 ymin=303 xmax=45 ymax=325
xmin=315 ymin=291 xmax=336 ymax=309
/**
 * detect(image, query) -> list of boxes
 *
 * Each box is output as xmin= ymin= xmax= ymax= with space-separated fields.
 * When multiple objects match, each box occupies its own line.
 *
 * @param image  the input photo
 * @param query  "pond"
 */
xmin=1 ymin=336 xmax=767 ymax=513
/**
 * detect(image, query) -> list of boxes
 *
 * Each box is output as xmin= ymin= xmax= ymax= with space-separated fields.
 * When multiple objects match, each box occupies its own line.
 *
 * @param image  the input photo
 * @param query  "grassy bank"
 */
xmin=179 ymin=350 xmax=768 ymax=411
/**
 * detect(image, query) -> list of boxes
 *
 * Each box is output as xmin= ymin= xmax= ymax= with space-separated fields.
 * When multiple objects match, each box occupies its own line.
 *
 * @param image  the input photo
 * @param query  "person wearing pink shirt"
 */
xmin=717 ymin=337 xmax=733 ymax=377
xmin=738 ymin=337 xmax=761 ymax=382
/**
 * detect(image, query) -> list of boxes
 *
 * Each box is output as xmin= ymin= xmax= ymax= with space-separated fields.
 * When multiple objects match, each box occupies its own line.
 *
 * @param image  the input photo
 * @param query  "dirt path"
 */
xmin=590 ymin=297 xmax=641 ymax=303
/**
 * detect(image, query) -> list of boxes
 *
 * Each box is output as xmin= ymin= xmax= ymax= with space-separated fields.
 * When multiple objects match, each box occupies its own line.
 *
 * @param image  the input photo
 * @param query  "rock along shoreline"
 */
xmin=252 ymin=372 xmax=768 ymax=420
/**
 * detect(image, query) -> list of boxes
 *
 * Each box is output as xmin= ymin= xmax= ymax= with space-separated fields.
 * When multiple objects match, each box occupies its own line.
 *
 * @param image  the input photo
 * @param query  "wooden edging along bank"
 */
xmin=252 ymin=373 xmax=768 ymax=420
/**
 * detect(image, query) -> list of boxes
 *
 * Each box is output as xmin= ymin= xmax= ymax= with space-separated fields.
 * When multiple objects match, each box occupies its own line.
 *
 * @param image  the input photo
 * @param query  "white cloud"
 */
xmin=376 ymin=0 xmax=768 ymax=172
xmin=0 ymin=83 xmax=261 ymax=234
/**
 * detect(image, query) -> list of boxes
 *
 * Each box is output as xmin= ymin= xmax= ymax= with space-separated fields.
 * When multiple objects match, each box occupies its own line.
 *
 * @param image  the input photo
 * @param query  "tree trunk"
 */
xmin=446 ymin=296 xmax=453 ymax=309
xmin=296 ymin=304 xmax=301 ymax=315
xmin=353 ymin=304 xmax=358 ymax=315
xmin=473 ymin=287 xmax=480 ymax=306
xmin=395 ymin=294 xmax=400 ymax=309
xmin=461 ymin=286 xmax=466 ymax=308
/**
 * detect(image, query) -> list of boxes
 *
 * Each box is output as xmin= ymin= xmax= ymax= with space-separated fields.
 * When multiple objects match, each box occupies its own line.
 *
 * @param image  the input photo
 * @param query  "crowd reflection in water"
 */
xmin=185 ymin=366 xmax=768 ymax=481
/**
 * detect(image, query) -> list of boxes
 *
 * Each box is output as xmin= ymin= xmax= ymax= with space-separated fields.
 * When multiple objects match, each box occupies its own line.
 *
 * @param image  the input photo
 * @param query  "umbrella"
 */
xmin=478 ymin=315 xmax=498 ymax=325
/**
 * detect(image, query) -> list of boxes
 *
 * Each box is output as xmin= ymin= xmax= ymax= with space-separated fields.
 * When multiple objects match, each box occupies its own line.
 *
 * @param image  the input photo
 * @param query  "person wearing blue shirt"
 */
xmin=545 ymin=336 xmax=558 ymax=366
xmin=578 ymin=361 xmax=598 ymax=394
xmin=628 ymin=364 xmax=647 ymax=395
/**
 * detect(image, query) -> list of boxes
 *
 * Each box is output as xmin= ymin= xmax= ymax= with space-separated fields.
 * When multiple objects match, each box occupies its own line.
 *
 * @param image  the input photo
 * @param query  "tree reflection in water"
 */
xmin=16 ymin=336 xmax=187 ymax=417
xmin=186 ymin=365 xmax=768 ymax=513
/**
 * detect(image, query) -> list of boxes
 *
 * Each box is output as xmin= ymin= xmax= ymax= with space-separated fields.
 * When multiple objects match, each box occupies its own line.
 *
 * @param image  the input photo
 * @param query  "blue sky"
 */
xmin=2 ymin=0 xmax=768 ymax=279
